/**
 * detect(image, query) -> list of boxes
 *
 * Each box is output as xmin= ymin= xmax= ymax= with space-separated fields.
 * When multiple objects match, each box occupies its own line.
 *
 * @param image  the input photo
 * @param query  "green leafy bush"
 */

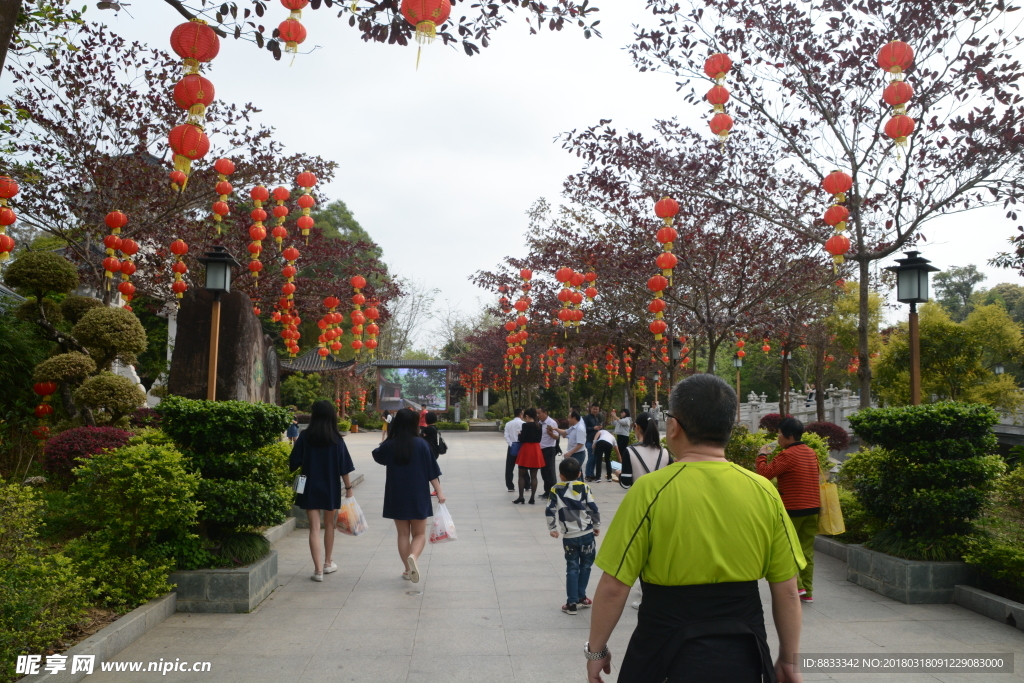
xmin=73 ymin=372 xmax=146 ymax=426
xmin=963 ymin=466 xmax=1024 ymax=603
xmin=16 ymin=297 xmax=61 ymax=324
xmin=848 ymin=402 xmax=1005 ymax=560
xmin=59 ymin=295 xmax=103 ymax=324
xmin=725 ymin=425 xmax=829 ymax=472
xmin=63 ymin=537 xmax=176 ymax=612
xmin=337 ymin=419 xmax=352 ymax=432
xmin=192 ymin=442 xmax=292 ymax=531
xmin=280 ymin=372 xmax=327 ymax=411
xmin=0 ymin=483 xmax=89 ymax=680
xmin=437 ymin=421 xmax=469 ymax=431
xmin=350 ymin=410 xmax=383 ymax=429
xmin=72 ymin=307 xmax=147 ymax=370
xmin=43 ymin=425 xmax=132 ymax=485
xmin=3 ymin=251 xmax=78 ymax=298
xmin=157 ymin=395 xmax=290 ymax=455
xmin=32 ymin=351 xmax=96 ymax=384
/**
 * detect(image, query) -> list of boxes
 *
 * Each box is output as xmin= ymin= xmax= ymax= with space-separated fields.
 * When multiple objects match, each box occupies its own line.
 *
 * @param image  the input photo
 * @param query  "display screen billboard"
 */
xmin=376 ymin=366 xmax=449 ymax=412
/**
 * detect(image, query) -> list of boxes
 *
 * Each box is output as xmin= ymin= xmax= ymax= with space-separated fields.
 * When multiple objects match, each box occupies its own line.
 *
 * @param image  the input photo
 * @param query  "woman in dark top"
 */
xmin=421 ymin=411 xmax=441 ymax=460
xmin=289 ymin=400 xmax=355 ymax=582
xmin=514 ymin=407 xmax=546 ymax=505
xmin=372 ymin=408 xmax=446 ymax=583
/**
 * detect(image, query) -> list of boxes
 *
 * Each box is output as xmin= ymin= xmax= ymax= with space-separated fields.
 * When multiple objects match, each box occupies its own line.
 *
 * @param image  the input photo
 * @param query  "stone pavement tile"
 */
xmin=109 ymin=626 xmax=240 ymax=656
xmin=406 ymin=654 xmax=514 ymax=683
xmin=421 ymin=575 xmax=497 ymax=592
xmin=343 ymin=588 xmax=425 ymax=609
xmin=885 ymin=602 xmax=1003 ymax=622
xmin=416 ymin=607 xmax=504 ymax=629
xmin=412 ymin=627 xmax=510 ymax=656
xmin=332 ymin=607 xmax=420 ymax=630
xmin=846 ymin=620 xmax=976 ymax=649
xmin=298 ymin=655 xmax=412 ymax=683
xmin=497 ymin=589 xmax=568 ymax=610
xmin=317 ymin=628 xmax=417 ymax=656
xmin=808 ymin=596 xmax=907 ymax=622
xmin=422 ymin=589 xmax=497 ymax=609
xmin=430 ymin=563 xmax=496 ymax=579
xmin=504 ymin=628 xmax=590 ymax=655
xmin=427 ymin=551 xmax=491 ymax=565
xmin=923 ymin=619 xmax=1024 ymax=650
xmin=221 ymin=627 xmax=325 ymax=657
xmin=276 ymin=575 xmax=360 ymax=592
xmin=187 ymin=654 xmax=314 ymax=683
xmin=260 ymin=588 xmax=352 ymax=609
xmin=159 ymin=613 xmax=252 ymax=629
xmin=511 ymin=656 xmax=595 ymax=683
xmin=243 ymin=605 xmax=340 ymax=631
xmin=500 ymin=607 xmax=594 ymax=631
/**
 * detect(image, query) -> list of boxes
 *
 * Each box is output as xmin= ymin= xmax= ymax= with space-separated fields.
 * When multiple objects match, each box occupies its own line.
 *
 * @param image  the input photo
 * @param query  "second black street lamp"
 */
xmin=885 ymin=251 xmax=939 ymax=406
xmin=198 ymin=245 xmax=242 ymax=401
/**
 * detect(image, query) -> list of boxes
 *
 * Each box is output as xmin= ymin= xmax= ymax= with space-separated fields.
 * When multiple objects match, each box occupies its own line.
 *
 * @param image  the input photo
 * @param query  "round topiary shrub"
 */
xmin=3 ymin=251 xmax=78 ymax=298
xmin=73 ymin=372 xmax=147 ymax=426
xmin=43 ymin=425 xmax=132 ymax=485
xmin=33 ymin=352 xmax=96 ymax=384
xmin=16 ymin=298 xmax=62 ymax=324
xmin=804 ymin=421 xmax=850 ymax=452
xmin=758 ymin=413 xmax=792 ymax=434
xmin=72 ymin=307 xmax=147 ymax=369
xmin=157 ymin=395 xmax=291 ymax=455
xmin=60 ymin=295 xmax=104 ymax=324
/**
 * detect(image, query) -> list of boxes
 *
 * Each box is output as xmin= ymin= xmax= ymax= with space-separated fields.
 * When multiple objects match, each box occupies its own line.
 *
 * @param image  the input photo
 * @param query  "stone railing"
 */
xmin=737 ymin=386 xmax=865 ymax=432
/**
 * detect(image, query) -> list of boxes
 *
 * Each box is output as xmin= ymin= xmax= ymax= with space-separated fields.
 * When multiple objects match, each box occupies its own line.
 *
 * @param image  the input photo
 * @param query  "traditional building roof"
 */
xmin=369 ymin=359 xmax=454 ymax=369
xmin=280 ymin=348 xmax=356 ymax=373
xmin=0 ymin=282 xmax=26 ymax=312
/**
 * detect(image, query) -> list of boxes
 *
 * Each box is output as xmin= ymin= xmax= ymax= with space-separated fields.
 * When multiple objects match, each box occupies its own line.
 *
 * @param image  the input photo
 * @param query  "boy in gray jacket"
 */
xmin=546 ymin=457 xmax=601 ymax=615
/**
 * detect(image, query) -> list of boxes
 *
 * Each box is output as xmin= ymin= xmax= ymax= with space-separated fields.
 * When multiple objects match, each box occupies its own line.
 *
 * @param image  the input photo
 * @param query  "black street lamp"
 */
xmin=197 ymin=246 xmax=241 ymax=401
xmin=995 ymin=363 xmax=1005 ymax=376
xmin=733 ymin=353 xmax=744 ymax=422
xmin=885 ymin=251 xmax=940 ymax=405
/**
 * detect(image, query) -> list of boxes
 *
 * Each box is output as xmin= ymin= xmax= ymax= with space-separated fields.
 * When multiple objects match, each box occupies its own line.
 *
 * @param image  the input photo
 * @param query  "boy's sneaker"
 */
xmin=323 ymin=562 xmax=338 ymax=574
xmin=798 ymin=588 xmax=807 ymax=596
xmin=578 ymin=597 xmax=592 ymax=608
xmin=800 ymin=594 xmax=814 ymax=604
xmin=562 ymin=603 xmax=578 ymax=615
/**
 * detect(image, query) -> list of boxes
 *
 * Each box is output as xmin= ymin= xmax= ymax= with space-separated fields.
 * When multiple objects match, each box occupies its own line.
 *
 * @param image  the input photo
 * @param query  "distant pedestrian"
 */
xmin=286 ymin=417 xmax=300 ymax=445
xmin=554 ymin=411 xmax=586 ymax=477
xmin=612 ymin=408 xmax=632 ymax=457
xmin=547 ymin=457 xmax=601 ymax=616
xmin=372 ymin=408 xmax=446 ymax=583
xmin=289 ymin=400 xmax=355 ymax=582
xmin=503 ymin=408 xmax=525 ymax=493
xmin=514 ymin=408 xmax=546 ymax=505
xmin=582 ymin=404 xmax=602 ymax=480
xmin=422 ymin=412 xmax=441 ymax=460
xmin=756 ymin=417 xmax=820 ymax=604
xmin=419 ymin=407 xmax=428 ymax=429
xmin=590 ymin=427 xmax=619 ymax=483
xmin=619 ymin=412 xmax=667 ymax=488
xmin=381 ymin=410 xmax=392 ymax=442
xmin=537 ymin=407 xmax=559 ymax=499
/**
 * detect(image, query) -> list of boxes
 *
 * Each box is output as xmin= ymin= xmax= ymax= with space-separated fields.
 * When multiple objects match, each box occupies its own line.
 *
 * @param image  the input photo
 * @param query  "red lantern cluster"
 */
xmin=169 ymin=238 xmax=189 ymax=299
xmin=249 ymin=185 xmax=270 ymax=301
xmin=277 ymin=0 xmax=310 ymax=54
xmin=349 ymin=275 xmax=367 ymax=354
xmin=364 ymin=301 xmax=380 ymax=357
xmin=504 ymin=270 xmax=532 ymax=373
xmin=278 ymin=308 xmax=303 ymax=357
xmin=704 ymin=53 xmax=734 ymax=141
xmin=296 ymin=171 xmax=317 ymax=242
xmin=647 ymin=195 xmax=679 ymax=342
xmin=821 ymin=169 xmax=853 ymax=266
xmin=102 ymin=211 xmax=132 ymax=303
xmin=32 ymin=381 xmax=58 ymax=440
xmin=210 ymin=157 xmax=234 ymax=234
xmin=555 ymin=267 xmax=586 ymax=330
xmin=168 ymin=19 xmax=220 ymax=189
xmin=877 ymin=41 xmax=915 ymax=147
xmin=319 ymin=296 xmax=345 ymax=357
xmin=0 ymin=176 xmax=19 ymax=260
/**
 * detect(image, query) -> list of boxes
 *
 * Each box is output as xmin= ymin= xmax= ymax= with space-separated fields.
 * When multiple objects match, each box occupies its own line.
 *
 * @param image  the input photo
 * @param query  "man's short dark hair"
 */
xmin=590 ymin=403 xmax=600 ymax=408
xmin=425 ymin=411 xmax=438 ymax=425
xmin=513 ymin=407 xmax=523 ymax=417
xmin=569 ymin=410 xmax=580 ymax=421
xmin=778 ymin=417 xmax=804 ymax=440
xmin=537 ymin=407 xmax=549 ymax=415
xmin=668 ymin=374 xmax=737 ymax=447
xmin=559 ymin=457 xmax=581 ymax=480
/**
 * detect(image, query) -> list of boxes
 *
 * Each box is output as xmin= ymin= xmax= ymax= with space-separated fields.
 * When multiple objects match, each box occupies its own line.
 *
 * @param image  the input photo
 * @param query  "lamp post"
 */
xmin=885 ymin=251 xmax=939 ymax=405
xmin=995 ymin=363 xmax=1005 ymax=376
xmin=197 ymin=245 xmax=242 ymax=401
xmin=779 ymin=347 xmax=793 ymax=416
xmin=653 ymin=372 xmax=661 ymax=411
xmin=733 ymin=353 xmax=744 ymax=422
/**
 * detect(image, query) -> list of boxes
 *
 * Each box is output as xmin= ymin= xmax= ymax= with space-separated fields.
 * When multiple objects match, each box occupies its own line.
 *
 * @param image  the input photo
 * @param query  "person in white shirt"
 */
xmin=555 ymin=411 xmax=587 ymax=474
xmin=503 ymin=408 xmax=524 ymax=493
xmin=591 ymin=428 xmax=620 ymax=482
xmin=611 ymin=408 xmax=633 ymax=459
xmin=620 ymin=412 xmax=667 ymax=488
xmin=538 ymin=407 xmax=560 ymax=499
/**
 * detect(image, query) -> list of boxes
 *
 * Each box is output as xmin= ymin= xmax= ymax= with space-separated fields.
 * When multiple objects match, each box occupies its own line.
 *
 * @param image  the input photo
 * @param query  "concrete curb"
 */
xmin=847 ymin=544 xmax=976 ymax=604
xmin=954 ymin=585 xmax=1024 ymax=632
xmin=169 ymin=550 xmax=277 ymax=613
xmin=814 ymin=535 xmax=849 ymax=563
xmin=262 ymin=516 xmax=296 ymax=545
xmin=18 ymin=592 xmax=177 ymax=683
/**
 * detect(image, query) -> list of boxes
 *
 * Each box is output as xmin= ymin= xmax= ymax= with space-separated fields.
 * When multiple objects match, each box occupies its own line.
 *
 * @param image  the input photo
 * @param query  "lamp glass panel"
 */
xmin=897 ymin=268 xmax=919 ymax=302
xmin=918 ymin=269 xmax=930 ymax=302
xmin=206 ymin=262 xmax=231 ymax=292
xmin=733 ymin=358 xmax=743 ymax=368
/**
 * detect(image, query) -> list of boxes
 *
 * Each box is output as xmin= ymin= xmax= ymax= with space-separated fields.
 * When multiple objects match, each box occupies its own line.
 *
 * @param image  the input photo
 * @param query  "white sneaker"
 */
xmin=311 ymin=573 xmax=323 ymax=582
xmin=323 ymin=562 xmax=338 ymax=574
xmin=402 ymin=572 xmax=411 ymax=580
xmin=407 ymin=554 xmax=420 ymax=584
xmin=631 ymin=600 xmax=641 ymax=610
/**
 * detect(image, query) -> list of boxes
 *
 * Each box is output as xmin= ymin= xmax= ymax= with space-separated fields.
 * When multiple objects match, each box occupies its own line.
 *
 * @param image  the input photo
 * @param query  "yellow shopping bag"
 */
xmin=818 ymin=466 xmax=845 ymax=535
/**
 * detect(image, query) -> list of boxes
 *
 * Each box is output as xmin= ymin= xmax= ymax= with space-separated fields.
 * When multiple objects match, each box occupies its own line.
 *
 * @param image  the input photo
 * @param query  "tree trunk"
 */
xmin=57 ymin=380 xmax=78 ymax=421
xmin=706 ymin=336 xmax=720 ymax=374
xmin=779 ymin=347 xmax=790 ymax=416
xmin=0 ymin=0 xmax=21 ymax=84
xmin=857 ymin=259 xmax=872 ymax=408
xmin=814 ymin=347 xmax=826 ymax=422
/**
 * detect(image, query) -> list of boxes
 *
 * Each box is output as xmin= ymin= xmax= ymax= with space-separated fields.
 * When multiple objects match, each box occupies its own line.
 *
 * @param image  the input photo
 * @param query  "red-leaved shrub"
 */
xmin=130 ymin=407 xmax=161 ymax=429
xmin=758 ymin=413 xmax=792 ymax=434
xmin=805 ymin=421 xmax=850 ymax=452
xmin=44 ymin=426 xmax=132 ymax=485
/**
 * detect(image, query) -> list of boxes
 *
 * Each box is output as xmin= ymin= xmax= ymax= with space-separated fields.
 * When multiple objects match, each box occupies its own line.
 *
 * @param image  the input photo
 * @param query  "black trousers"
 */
xmin=616 ymin=434 xmax=631 ymax=456
xmin=541 ymin=446 xmax=557 ymax=495
xmin=506 ymin=447 xmax=531 ymax=490
xmin=594 ymin=440 xmax=614 ymax=480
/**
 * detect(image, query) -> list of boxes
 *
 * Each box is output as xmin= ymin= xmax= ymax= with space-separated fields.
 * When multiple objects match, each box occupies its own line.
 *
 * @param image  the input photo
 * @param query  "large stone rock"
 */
xmin=167 ymin=289 xmax=279 ymax=403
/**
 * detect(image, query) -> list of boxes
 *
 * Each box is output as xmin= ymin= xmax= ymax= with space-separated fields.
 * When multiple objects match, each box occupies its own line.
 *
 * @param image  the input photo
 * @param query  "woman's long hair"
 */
xmin=386 ymin=408 xmax=420 ymax=465
xmin=635 ymin=412 xmax=661 ymax=448
xmin=306 ymin=400 xmax=342 ymax=447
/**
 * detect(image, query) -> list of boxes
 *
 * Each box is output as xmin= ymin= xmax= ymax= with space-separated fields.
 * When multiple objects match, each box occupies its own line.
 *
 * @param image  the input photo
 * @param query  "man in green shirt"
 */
xmin=584 ymin=374 xmax=806 ymax=683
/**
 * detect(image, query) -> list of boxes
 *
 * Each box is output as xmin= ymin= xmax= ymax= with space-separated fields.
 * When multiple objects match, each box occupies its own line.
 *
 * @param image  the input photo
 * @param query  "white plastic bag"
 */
xmin=336 ymin=496 xmax=369 ymax=536
xmin=429 ymin=503 xmax=457 ymax=544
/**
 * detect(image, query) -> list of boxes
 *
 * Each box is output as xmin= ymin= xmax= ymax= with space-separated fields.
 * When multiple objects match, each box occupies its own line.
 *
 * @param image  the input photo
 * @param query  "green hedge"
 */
xmin=724 ymin=425 xmax=830 ymax=472
xmin=848 ymin=402 xmax=1004 ymax=561
xmin=157 ymin=395 xmax=290 ymax=455
xmin=964 ymin=466 xmax=1024 ymax=602
xmin=437 ymin=421 xmax=470 ymax=431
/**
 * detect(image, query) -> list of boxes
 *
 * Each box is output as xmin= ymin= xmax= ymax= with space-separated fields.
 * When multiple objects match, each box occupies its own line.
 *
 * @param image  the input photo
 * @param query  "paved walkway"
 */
xmin=93 ymin=432 xmax=1024 ymax=682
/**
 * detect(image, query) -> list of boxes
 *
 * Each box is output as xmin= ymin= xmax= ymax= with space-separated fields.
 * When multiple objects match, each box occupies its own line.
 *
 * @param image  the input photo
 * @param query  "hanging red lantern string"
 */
xmin=350 ymin=275 xmax=367 ymax=355
xmin=877 ymin=41 xmax=915 ymax=150
xmin=118 ymin=237 xmax=139 ymax=311
xmin=210 ymin=157 xmax=234 ymax=234
xmin=282 ymin=245 xmax=301 ymax=356
xmin=296 ymin=170 xmax=317 ymax=243
xmin=0 ymin=176 xmax=19 ymax=260
xmin=103 ymin=211 xmax=128 ymax=290
xmin=32 ymin=381 xmax=58 ymax=441
xmin=170 ymin=239 xmax=189 ymax=300
xmin=704 ymin=53 xmax=734 ymax=142
xmin=168 ymin=19 xmax=220 ymax=190
xmin=821 ymin=169 xmax=853 ymax=267
xmin=400 ymin=0 xmax=452 ymax=68
xmin=584 ymin=270 xmax=598 ymax=301
xmin=825 ymin=233 xmax=852 ymax=267
xmin=364 ymin=299 xmax=380 ymax=358
xmin=678 ymin=337 xmax=690 ymax=369
xmin=276 ymin=0 xmax=310 ymax=55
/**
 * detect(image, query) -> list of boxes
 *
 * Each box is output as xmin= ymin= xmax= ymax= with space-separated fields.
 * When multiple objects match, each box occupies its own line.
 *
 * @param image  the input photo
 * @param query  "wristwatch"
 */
xmin=584 ymin=642 xmax=609 ymax=660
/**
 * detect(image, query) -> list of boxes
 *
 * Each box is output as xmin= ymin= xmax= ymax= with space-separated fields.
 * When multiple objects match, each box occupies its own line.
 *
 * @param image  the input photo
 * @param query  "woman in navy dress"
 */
xmin=372 ymin=408 xmax=445 ymax=583
xmin=289 ymin=400 xmax=355 ymax=582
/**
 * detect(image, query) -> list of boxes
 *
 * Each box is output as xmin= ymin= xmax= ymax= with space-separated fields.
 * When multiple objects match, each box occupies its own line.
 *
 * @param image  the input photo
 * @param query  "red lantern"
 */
xmin=214 ymin=158 xmax=235 ymax=175
xmin=704 ymin=53 xmax=733 ymax=81
xmin=822 ymin=170 xmax=853 ymax=197
xmin=168 ymin=124 xmax=210 ymax=175
xmin=171 ymin=239 xmax=189 ymax=256
xmin=706 ymin=85 xmax=730 ymax=111
xmin=883 ymin=80 xmax=914 ymax=108
xmin=297 ymin=215 xmax=314 ymax=233
xmin=0 ymin=176 xmax=19 ymax=199
xmin=272 ymin=226 xmax=289 ymax=245
xmin=249 ymin=225 xmax=267 ymax=242
xmin=173 ymin=74 xmax=215 ymax=114
xmin=249 ymin=261 xmax=263 ymax=273
xmin=297 ymin=194 xmax=315 ymax=209
xmin=217 ymin=181 xmax=233 ymax=195
xmin=283 ymin=247 xmax=300 ymax=262
xmin=884 ymin=115 xmax=915 ymax=144
xmin=648 ymin=299 xmax=666 ymax=313
xmin=0 ymin=233 xmax=14 ymax=256
xmin=352 ymin=293 xmax=366 ymax=306
xmin=33 ymin=381 xmax=57 ymax=396
xmin=251 ymin=186 xmax=270 ymax=203
xmin=272 ymin=186 xmax=291 ymax=203
xmin=649 ymin=320 xmax=667 ymax=336
xmin=654 ymin=196 xmax=679 ymax=223
xmin=32 ymin=426 xmax=51 ymax=440
xmin=351 ymin=340 xmax=363 ymax=350
xmin=248 ymin=243 xmax=263 ymax=256
xmin=647 ymin=275 xmax=668 ymax=293
xmin=823 ymin=205 xmax=850 ymax=227
xmin=103 ymin=234 xmax=123 ymax=252
xmin=570 ymin=271 xmax=585 ymax=288
xmin=324 ymin=296 xmax=340 ymax=309
xmin=172 ymin=261 xmax=188 ymax=274
xmin=657 ymin=226 xmax=678 ymax=245
xmin=350 ymin=275 xmax=366 ymax=289
xmin=34 ymin=404 xmax=54 ymax=419
xmin=877 ymin=41 xmax=914 ymax=75
xmin=278 ymin=18 xmax=307 ymax=50
xmin=401 ymin=0 xmax=452 ymax=43
xmin=585 ymin=286 xmax=598 ymax=300
xmin=0 ymin=207 xmax=13 ymax=226
xmin=118 ymin=281 xmax=136 ymax=297
xmin=169 ymin=170 xmax=188 ymax=189
xmin=709 ymin=113 xmax=734 ymax=139
xmin=251 ymin=208 xmax=267 ymax=222
xmin=170 ymin=20 xmax=221 ymax=65
xmin=655 ymin=252 xmax=678 ymax=273
xmin=570 ymin=291 xmax=584 ymax=306
xmin=519 ymin=269 xmax=533 ymax=280
xmin=555 ymin=267 xmax=573 ymax=283
xmin=102 ymin=256 xmax=121 ymax=277
xmin=825 ymin=234 xmax=851 ymax=263
xmin=296 ymin=171 xmax=317 ymax=188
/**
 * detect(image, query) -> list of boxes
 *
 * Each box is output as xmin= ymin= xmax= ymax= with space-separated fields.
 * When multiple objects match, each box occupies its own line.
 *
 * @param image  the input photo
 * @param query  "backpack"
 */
xmin=628 ymin=445 xmax=665 ymax=474
xmin=436 ymin=431 xmax=448 ymax=455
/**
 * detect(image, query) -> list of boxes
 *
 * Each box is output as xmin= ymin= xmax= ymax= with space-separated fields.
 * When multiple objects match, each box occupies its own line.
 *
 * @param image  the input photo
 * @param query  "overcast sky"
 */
xmin=93 ymin=3 xmax=1024 ymax=334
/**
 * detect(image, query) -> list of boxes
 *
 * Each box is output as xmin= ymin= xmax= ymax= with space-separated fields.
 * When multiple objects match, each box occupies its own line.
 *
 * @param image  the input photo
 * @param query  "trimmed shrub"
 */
xmin=43 ymin=425 xmax=132 ymax=485
xmin=157 ymin=395 xmax=290 ymax=455
xmin=191 ymin=442 xmax=292 ymax=531
xmin=72 ymin=307 xmax=147 ymax=369
xmin=758 ymin=413 xmax=792 ymax=434
xmin=350 ymin=410 xmax=384 ymax=429
xmin=437 ymin=421 xmax=470 ymax=431
xmin=848 ymin=402 xmax=1005 ymax=560
xmin=726 ymin=425 xmax=830 ymax=472
xmin=32 ymin=352 xmax=96 ymax=384
xmin=60 ymin=295 xmax=104 ymax=324
xmin=3 ymin=250 xmax=78 ymax=298
xmin=0 ymin=483 xmax=89 ymax=680
xmin=963 ymin=466 xmax=1024 ymax=603
xmin=129 ymin=407 xmax=161 ymax=429
xmin=16 ymin=297 xmax=61 ymax=324
xmin=337 ymin=419 xmax=352 ymax=432
xmin=805 ymin=421 xmax=850 ymax=452
xmin=73 ymin=371 xmax=147 ymax=426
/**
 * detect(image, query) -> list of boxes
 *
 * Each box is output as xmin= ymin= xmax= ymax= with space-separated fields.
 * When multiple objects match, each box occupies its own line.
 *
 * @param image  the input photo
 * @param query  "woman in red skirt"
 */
xmin=514 ymin=408 xmax=546 ymax=504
